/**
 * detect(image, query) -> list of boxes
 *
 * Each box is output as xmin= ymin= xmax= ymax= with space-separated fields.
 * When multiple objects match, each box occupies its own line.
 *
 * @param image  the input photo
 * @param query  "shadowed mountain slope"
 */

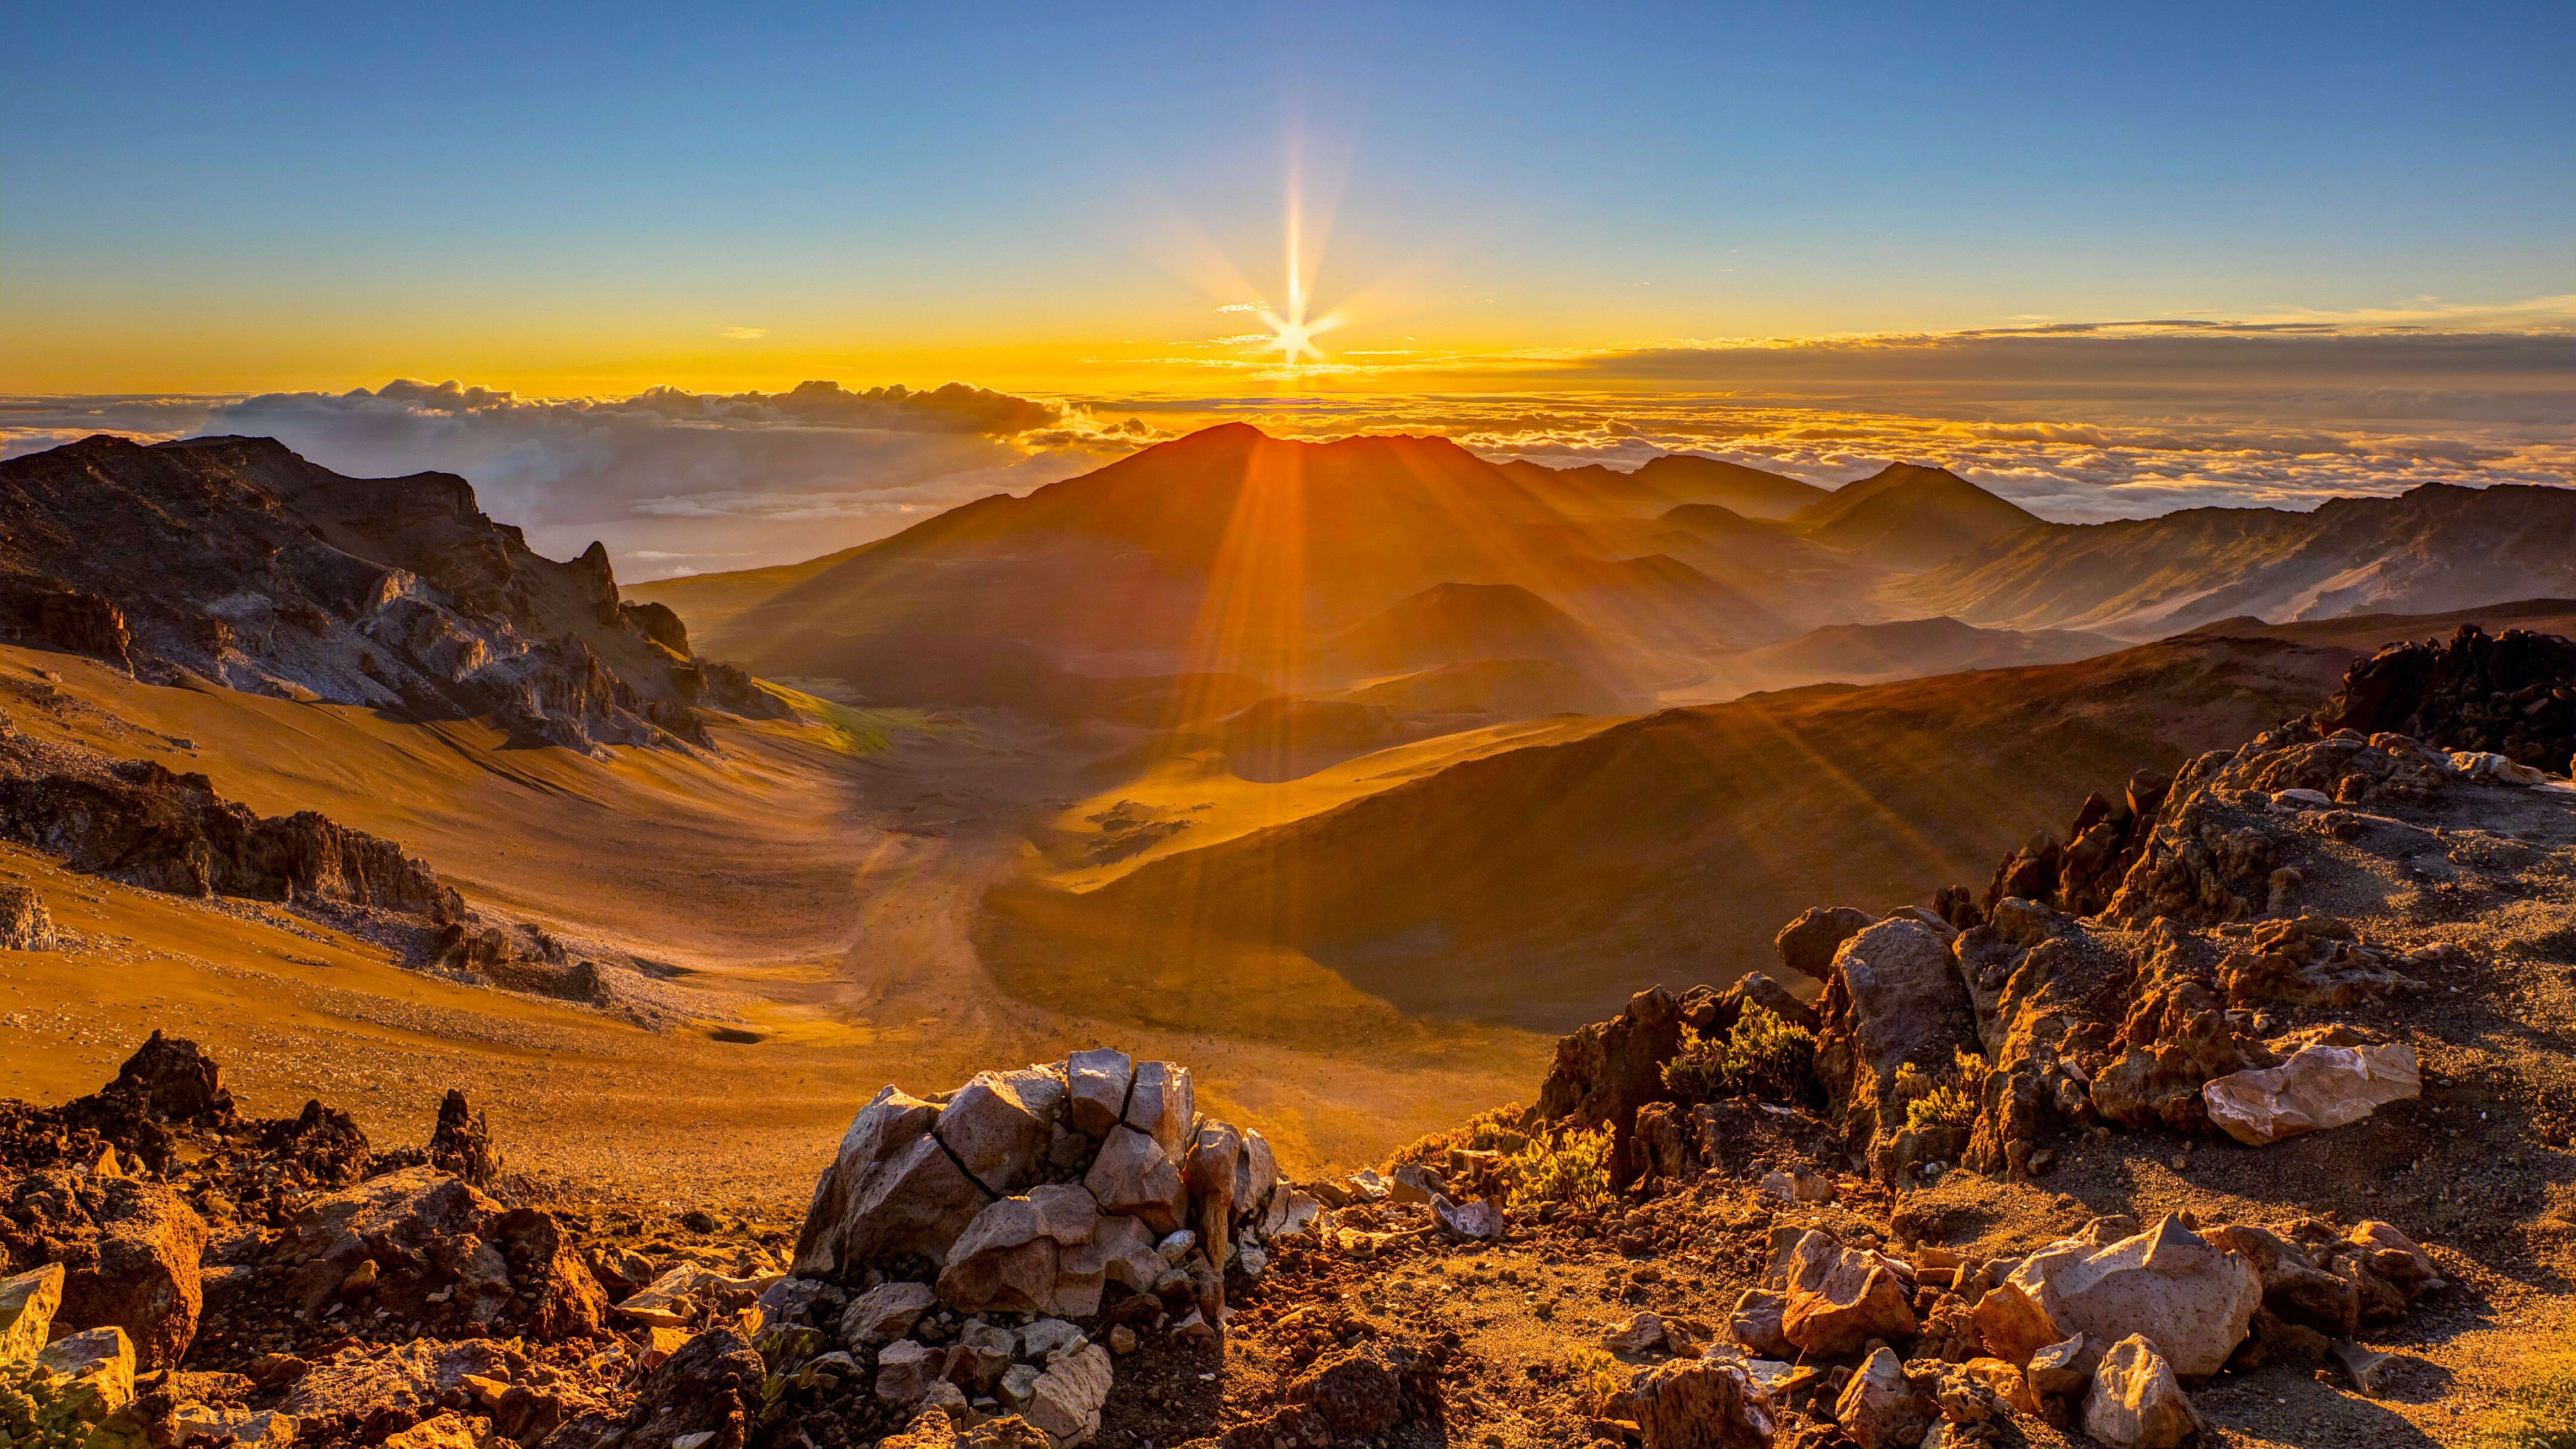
xmin=1905 ymin=482 xmax=2576 ymax=638
xmin=1788 ymin=462 xmax=2046 ymax=570
xmin=1495 ymin=453 xmax=1829 ymax=521
xmin=982 ymin=631 xmax=2359 ymax=1031
xmin=1705 ymin=614 xmax=2125 ymax=695
xmin=0 ymin=435 xmax=780 ymax=752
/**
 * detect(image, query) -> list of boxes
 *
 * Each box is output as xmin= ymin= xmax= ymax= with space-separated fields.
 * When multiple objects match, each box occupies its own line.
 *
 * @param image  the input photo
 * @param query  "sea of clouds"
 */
xmin=3 ymin=325 xmax=2566 ymax=580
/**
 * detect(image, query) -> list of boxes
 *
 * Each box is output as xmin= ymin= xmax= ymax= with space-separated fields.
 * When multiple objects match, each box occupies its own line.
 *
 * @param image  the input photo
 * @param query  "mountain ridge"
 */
xmin=1907 ymin=480 xmax=2576 ymax=637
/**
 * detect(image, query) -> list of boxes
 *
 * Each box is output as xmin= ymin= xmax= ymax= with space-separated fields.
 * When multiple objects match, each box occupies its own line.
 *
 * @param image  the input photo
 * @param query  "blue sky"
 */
xmin=5 ymin=1 xmax=2571 ymax=394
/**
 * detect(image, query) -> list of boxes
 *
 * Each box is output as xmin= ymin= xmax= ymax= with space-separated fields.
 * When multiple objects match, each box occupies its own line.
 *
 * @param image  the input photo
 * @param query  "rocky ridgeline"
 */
xmin=0 ymin=435 xmax=788 ymax=756
xmin=0 ymin=717 xmax=676 ymax=1012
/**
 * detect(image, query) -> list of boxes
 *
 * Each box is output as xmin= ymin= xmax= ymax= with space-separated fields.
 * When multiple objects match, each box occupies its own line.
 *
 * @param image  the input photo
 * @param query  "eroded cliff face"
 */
xmin=0 ymin=435 xmax=782 ymax=755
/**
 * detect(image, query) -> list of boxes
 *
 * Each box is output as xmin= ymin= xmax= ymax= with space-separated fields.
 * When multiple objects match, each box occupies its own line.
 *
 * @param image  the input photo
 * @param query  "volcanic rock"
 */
xmin=1024 ymin=1341 xmax=1113 ymax=1445
xmin=2201 ymin=1042 xmax=2419 ymax=1145
xmin=1622 ymin=1356 xmax=1775 ymax=1448
xmin=1781 ymin=1230 xmax=1916 ymax=1355
xmin=0 ymin=884 xmax=56 ymax=950
xmin=936 ymin=1185 xmax=1108 ymax=1318
xmin=426 ymin=1089 xmax=500 ymax=1187
xmin=1064 ymin=1049 xmax=1133 ymax=1138
xmin=1774 ymin=906 xmax=1876 ymax=983
xmin=1 ymin=1169 xmax=205 ymax=1370
xmin=2008 ymin=1215 xmax=2259 ymax=1377
xmin=1813 ymin=918 xmax=1974 ymax=1178
xmin=1081 ymin=1126 xmax=1185 ymax=1234
xmin=794 ymin=1087 xmax=987 ymax=1278
xmin=937 ymin=1068 xmax=1068 ymax=1197
xmin=0 ymin=1262 xmax=62 ymax=1361
xmin=0 ymin=434 xmax=786 ymax=753
xmin=1835 ymin=1347 xmax=1933 ymax=1449
xmin=274 ymin=1166 xmax=601 ymax=1341
xmin=2082 ymin=1334 xmax=2202 ymax=1448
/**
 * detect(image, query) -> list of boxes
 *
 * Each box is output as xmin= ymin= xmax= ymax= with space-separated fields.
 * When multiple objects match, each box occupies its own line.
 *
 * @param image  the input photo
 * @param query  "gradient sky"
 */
xmin=6 ymin=0 xmax=2573 ymax=396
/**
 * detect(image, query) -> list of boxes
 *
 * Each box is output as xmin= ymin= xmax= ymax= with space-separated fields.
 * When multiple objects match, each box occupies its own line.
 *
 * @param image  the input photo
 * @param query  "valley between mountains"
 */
xmin=3 ymin=425 xmax=2569 ymax=1199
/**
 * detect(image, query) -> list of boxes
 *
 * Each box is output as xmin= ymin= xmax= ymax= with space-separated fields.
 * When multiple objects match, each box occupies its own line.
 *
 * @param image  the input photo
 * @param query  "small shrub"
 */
xmin=1662 ymin=1003 xmax=1818 ymax=1106
xmin=1504 ymin=1126 xmax=1613 ymax=1214
xmin=1385 ymin=1103 xmax=1531 ymax=1170
xmin=1894 ymin=1048 xmax=1990 ymax=1136
xmin=1564 ymin=1346 xmax=1627 ymax=1411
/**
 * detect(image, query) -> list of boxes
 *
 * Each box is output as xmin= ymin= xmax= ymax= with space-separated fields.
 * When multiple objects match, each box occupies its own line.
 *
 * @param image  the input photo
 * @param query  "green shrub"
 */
xmin=1385 ymin=1104 xmax=1530 ymax=1170
xmin=1893 ymin=1049 xmax=1989 ymax=1136
xmin=1504 ymin=1126 xmax=1613 ymax=1214
xmin=1564 ymin=1347 xmax=1627 ymax=1411
xmin=1662 ymin=1003 xmax=1817 ymax=1106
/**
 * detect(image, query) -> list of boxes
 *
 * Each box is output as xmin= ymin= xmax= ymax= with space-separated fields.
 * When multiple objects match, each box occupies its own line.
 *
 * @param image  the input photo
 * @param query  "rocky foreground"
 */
xmin=3 ymin=627 xmax=2575 ymax=1449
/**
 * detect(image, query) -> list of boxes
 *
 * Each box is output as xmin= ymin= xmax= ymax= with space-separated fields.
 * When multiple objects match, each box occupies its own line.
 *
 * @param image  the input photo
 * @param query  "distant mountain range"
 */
xmin=635 ymin=424 xmax=2049 ymax=719
xmin=1907 ymin=481 xmax=2576 ymax=637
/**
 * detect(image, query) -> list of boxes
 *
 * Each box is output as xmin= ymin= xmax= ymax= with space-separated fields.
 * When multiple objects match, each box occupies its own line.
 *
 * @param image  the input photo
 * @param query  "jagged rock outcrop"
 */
xmin=0 ymin=1170 xmax=207 ymax=1369
xmin=1812 ymin=919 xmax=1977 ymax=1180
xmin=0 ymin=434 xmax=788 ymax=755
xmin=2318 ymin=623 xmax=2576 ymax=770
xmin=0 ymin=884 xmax=55 ymax=951
xmin=1534 ymin=987 xmax=1686 ymax=1187
xmin=273 ymin=1166 xmax=605 ymax=1341
xmin=0 ymin=754 xmax=461 ymax=920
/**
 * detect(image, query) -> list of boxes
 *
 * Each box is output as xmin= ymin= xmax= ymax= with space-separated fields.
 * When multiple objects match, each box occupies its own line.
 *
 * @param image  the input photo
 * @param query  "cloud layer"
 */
xmin=3 ymin=380 xmax=1153 ymax=579
xmin=1 ymin=321 xmax=2565 ymax=578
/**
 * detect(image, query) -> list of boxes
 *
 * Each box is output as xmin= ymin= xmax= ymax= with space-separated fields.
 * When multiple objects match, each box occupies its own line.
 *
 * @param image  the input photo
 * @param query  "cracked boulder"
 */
xmin=793 ymin=1086 xmax=988 ymax=1279
xmin=2008 ymin=1215 xmax=2260 ymax=1377
xmin=936 ymin=1185 xmax=1110 ymax=1318
xmin=937 ymin=1068 xmax=1068 ymax=1197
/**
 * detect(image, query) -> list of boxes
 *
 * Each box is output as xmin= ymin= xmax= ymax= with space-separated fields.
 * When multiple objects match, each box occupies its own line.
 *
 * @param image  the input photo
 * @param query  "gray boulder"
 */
xmin=1082 ymin=1125 xmax=1185 ymax=1234
xmin=936 ymin=1067 xmax=1068 ymax=1196
xmin=1065 ymin=1049 xmax=1134 ymax=1138
xmin=793 ymin=1087 xmax=987 ymax=1278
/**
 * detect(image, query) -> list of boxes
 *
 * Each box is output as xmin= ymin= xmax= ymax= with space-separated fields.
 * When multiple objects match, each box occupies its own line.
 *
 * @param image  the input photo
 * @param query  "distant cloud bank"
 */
xmin=1 ymin=318 xmax=2566 ymax=578
xmin=0 ymin=380 xmax=1155 ymax=578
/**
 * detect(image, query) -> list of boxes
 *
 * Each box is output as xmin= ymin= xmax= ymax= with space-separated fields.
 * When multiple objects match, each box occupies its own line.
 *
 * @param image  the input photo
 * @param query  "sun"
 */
xmin=1254 ymin=217 xmax=1341 ymax=368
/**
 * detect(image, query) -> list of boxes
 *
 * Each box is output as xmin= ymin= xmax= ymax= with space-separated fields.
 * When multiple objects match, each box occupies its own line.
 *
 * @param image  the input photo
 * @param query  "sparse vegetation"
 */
xmin=2477 ymin=1346 xmax=2576 ymax=1449
xmin=1564 ymin=1347 xmax=1627 ymax=1412
xmin=1386 ymin=1104 xmax=1531 ymax=1169
xmin=761 ymin=682 xmax=955 ymax=757
xmin=1894 ymin=1048 xmax=1990 ymax=1136
xmin=1503 ymin=1125 xmax=1613 ymax=1215
xmin=1662 ymin=1002 xmax=1818 ymax=1106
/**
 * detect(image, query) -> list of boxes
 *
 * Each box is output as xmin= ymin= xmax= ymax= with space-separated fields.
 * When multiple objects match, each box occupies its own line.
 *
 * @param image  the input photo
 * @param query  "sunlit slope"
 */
xmin=983 ymin=634 xmax=2358 ymax=1030
xmin=625 ymin=544 xmax=875 ymax=656
xmin=0 ymin=643 xmax=877 ymax=976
